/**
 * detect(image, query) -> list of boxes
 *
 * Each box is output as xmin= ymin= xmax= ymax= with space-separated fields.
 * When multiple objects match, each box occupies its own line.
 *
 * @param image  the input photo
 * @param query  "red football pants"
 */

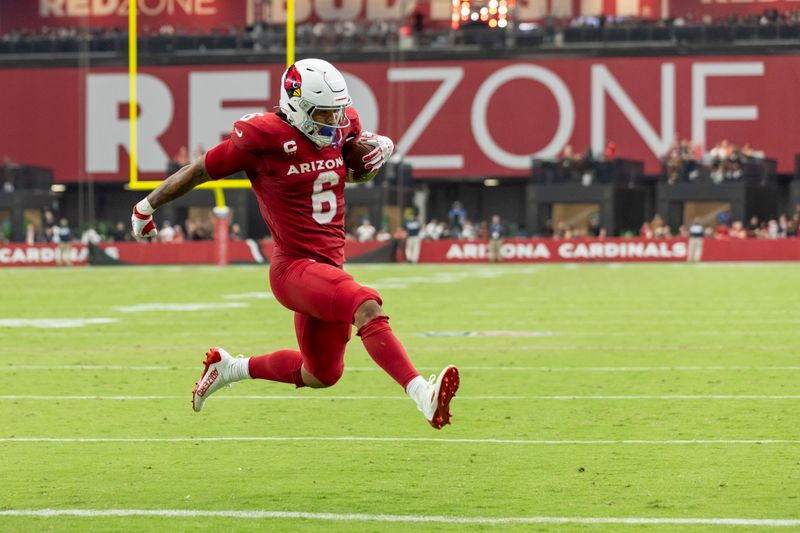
xmin=268 ymin=257 xmax=381 ymax=385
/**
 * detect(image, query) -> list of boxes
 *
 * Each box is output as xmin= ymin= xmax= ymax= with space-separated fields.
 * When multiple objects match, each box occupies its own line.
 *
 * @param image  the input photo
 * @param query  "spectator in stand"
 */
xmin=560 ymin=144 xmax=579 ymax=181
xmin=55 ymin=218 xmax=73 ymax=266
xmin=376 ymin=226 xmax=391 ymax=242
xmin=423 ymin=218 xmax=443 ymax=240
xmin=778 ymin=215 xmax=789 ymax=238
xmin=790 ymin=212 xmax=800 ymax=238
xmin=709 ymin=140 xmax=733 ymax=183
xmin=230 ymin=223 xmax=244 ymax=241
xmin=185 ymin=218 xmax=198 ymax=240
xmin=460 ymin=219 xmax=476 ymax=240
xmin=688 ymin=218 xmax=704 ymax=263
xmin=729 ymin=220 xmax=747 ymax=239
xmin=81 ymin=225 xmax=102 ymax=245
xmin=172 ymin=224 xmax=186 ymax=243
xmin=25 ymin=223 xmax=36 ymax=245
xmin=554 ymin=221 xmax=568 ymax=239
xmin=767 ymin=219 xmax=779 ymax=239
xmin=640 ymin=221 xmax=654 ymax=239
xmin=186 ymin=217 xmax=212 ymax=240
xmin=747 ymin=216 xmax=760 ymax=238
xmin=604 ymin=140 xmax=617 ymax=160
xmin=664 ymin=141 xmax=682 ymax=184
xmin=159 ymin=221 xmax=176 ymax=242
xmin=488 ymin=214 xmax=505 ymax=263
xmin=651 ymin=214 xmax=671 ymax=238
xmin=580 ymin=146 xmax=595 ymax=186
xmin=448 ymin=201 xmax=467 ymax=238
xmin=356 ymin=218 xmax=376 ymax=242
xmin=403 ymin=214 xmax=422 ymax=264
xmin=113 ymin=221 xmax=128 ymax=242
xmin=754 ymin=220 xmax=770 ymax=239
xmin=714 ymin=216 xmax=730 ymax=239
xmin=587 ymin=215 xmax=602 ymax=237
xmin=42 ymin=208 xmax=56 ymax=243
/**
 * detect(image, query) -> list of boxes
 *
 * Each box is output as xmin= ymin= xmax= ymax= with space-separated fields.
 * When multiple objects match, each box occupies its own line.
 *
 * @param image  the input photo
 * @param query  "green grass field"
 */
xmin=1 ymin=263 xmax=799 ymax=532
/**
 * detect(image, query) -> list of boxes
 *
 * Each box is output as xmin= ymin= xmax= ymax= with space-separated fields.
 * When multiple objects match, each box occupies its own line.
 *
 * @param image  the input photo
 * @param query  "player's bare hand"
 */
xmin=360 ymin=132 xmax=394 ymax=171
xmin=131 ymin=200 xmax=157 ymax=238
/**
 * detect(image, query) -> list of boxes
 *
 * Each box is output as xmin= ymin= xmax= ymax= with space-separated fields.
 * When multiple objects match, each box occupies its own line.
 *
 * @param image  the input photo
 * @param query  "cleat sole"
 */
xmin=429 ymin=366 xmax=459 ymax=430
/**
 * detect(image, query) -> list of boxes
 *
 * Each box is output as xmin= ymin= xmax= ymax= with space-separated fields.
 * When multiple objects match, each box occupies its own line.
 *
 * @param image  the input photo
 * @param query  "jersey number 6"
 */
xmin=311 ymin=171 xmax=339 ymax=224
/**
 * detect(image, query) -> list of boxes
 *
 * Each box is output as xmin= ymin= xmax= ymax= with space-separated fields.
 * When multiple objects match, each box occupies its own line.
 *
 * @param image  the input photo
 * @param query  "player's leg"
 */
xmin=193 ymin=316 xmax=347 ymax=412
xmin=270 ymin=257 xmax=460 ymax=428
xmin=295 ymin=312 xmax=350 ymax=388
xmin=354 ymin=299 xmax=459 ymax=429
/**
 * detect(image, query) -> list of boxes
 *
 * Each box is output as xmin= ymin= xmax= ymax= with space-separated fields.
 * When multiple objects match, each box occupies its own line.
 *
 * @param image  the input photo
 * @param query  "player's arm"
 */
xmin=131 ymin=135 xmax=261 ymax=238
xmin=130 ymin=158 xmax=211 ymax=238
xmin=149 ymin=158 xmax=212 ymax=209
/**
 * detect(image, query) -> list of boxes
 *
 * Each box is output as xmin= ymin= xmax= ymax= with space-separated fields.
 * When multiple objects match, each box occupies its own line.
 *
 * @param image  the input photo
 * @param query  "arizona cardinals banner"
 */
xmin=418 ymin=238 xmax=800 ymax=262
xmin=2 ymin=239 xmax=798 ymax=266
xmin=0 ymin=56 xmax=796 ymax=182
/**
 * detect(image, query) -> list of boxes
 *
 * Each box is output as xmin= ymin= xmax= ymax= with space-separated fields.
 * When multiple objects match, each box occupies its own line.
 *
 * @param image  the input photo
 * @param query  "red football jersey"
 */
xmin=205 ymin=108 xmax=362 ymax=267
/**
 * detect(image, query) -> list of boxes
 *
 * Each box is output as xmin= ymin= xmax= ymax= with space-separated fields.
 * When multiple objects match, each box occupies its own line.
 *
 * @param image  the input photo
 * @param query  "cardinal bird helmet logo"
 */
xmin=284 ymin=65 xmax=302 ymax=98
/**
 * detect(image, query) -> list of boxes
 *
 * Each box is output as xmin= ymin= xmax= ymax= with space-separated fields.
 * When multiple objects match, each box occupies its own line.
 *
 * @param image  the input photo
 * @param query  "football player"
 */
xmin=131 ymin=58 xmax=459 ymax=429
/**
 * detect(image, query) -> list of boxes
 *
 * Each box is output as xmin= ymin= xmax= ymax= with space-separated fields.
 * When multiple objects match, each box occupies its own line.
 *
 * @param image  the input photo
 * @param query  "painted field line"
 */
xmin=0 ymin=395 xmax=493 ymax=401
xmin=1 ymin=437 xmax=799 ymax=445
xmin=0 ymin=509 xmax=798 ymax=527
xmin=411 ymin=345 xmax=795 ymax=352
xmin=1 ymin=395 xmax=799 ymax=401
xmin=6 ymin=365 xmax=800 ymax=372
xmin=349 ymin=366 xmax=800 ymax=372
xmin=4 ymin=365 xmax=178 ymax=371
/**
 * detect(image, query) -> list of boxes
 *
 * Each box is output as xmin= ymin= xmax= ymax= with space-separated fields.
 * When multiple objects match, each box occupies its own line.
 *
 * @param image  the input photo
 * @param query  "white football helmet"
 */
xmin=279 ymin=58 xmax=352 ymax=148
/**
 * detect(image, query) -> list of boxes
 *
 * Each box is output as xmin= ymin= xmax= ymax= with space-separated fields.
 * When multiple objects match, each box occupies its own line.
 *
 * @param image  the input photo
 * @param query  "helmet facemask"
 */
xmin=299 ymin=100 xmax=351 ymax=148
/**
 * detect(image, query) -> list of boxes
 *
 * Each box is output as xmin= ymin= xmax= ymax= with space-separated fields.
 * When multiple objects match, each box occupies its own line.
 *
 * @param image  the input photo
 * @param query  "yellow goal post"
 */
xmin=126 ymin=0 xmax=296 ymax=208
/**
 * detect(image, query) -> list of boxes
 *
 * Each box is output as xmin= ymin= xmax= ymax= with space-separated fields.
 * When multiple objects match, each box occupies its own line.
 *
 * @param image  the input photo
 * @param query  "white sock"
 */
xmin=228 ymin=356 xmax=252 ymax=382
xmin=405 ymin=375 xmax=428 ymax=405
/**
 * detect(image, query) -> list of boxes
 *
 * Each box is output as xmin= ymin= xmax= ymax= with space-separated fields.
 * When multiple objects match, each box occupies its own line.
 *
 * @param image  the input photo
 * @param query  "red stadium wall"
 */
xmin=0 ymin=57 xmax=796 ymax=182
xmin=2 ymin=239 xmax=799 ymax=266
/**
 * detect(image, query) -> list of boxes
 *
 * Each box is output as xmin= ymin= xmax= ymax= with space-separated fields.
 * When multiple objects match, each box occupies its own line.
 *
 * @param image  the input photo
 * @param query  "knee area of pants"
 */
xmin=318 ymin=368 xmax=343 ymax=387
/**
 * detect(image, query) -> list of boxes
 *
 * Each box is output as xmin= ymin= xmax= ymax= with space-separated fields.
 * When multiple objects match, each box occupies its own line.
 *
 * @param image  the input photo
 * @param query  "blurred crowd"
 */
xmin=639 ymin=208 xmax=800 ymax=240
xmin=662 ymin=138 xmax=764 ymax=184
xmin=5 ymin=6 xmax=800 ymax=56
xmin=345 ymin=202 xmax=514 ymax=244
xmin=10 ymin=207 xmax=241 ymax=248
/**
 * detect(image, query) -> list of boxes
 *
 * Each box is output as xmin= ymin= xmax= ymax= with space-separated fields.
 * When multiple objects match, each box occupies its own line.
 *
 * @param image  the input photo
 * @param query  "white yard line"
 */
xmin=5 ymin=365 xmax=800 ymax=372
xmin=410 ymin=345 xmax=796 ymax=352
xmin=6 ymin=365 xmax=800 ymax=373
xmin=0 ymin=509 xmax=798 ymax=527
xmin=1 ymin=437 xmax=799 ymax=445
xmin=0 ymin=395 xmax=798 ymax=400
